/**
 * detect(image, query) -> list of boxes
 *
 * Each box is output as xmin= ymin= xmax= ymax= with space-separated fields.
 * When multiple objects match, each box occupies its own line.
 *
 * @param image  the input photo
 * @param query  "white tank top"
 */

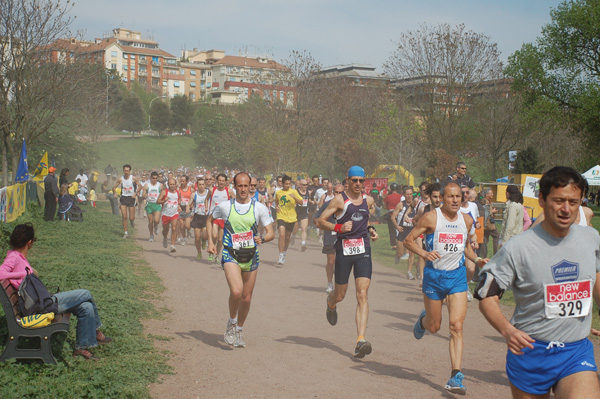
xmin=146 ymin=182 xmax=161 ymax=204
xmin=425 ymin=208 xmax=469 ymax=271
xmin=578 ymin=206 xmax=588 ymax=226
xmin=162 ymin=191 xmax=179 ymax=217
xmin=209 ymin=187 xmax=230 ymax=215
xmin=121 ymin=175 xmax=135 ymax=197
xmin=193 ymin=191 xmax=209 ymax=216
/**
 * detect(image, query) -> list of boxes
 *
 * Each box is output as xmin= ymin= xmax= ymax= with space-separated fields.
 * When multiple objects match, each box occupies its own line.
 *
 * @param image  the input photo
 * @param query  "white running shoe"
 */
xmin=123 ymin=232 xmax=129 ymax=239
xmin=181 ymin=238 xmax=186 ymax=246
xmin=149 ymin=235 xmax=154 ymax=243
xmin=234 ymin=330 xmax=246 ymax=348
xmin=407 ymin=272 xmax=415 ymax=280
xmin=277 ymin=253 xmax=284 ymax=265
xmin=163 ymin=238 xmax=168 ymax=248
xmin=467 ymin=290 xmax=473 ymax=302
xmin=326 ymin=283 xmax=334 ymax=294
xmin=400 ymin=253 xmax=410 ymax=260
xmin=170 ymin=245 xmax=176 ymax=253
xmin=224 ymin=321 xmax=236 ymax=345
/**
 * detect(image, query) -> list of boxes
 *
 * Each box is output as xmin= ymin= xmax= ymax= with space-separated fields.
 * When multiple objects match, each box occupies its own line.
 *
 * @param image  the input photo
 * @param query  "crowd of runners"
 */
xmin=107 ymin=162 xmax=600 ymax=398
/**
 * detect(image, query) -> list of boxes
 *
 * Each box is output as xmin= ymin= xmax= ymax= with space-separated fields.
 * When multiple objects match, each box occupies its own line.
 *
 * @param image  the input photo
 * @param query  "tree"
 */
xmin=0 ymin=0 xmax=106 ymax=185
xmin=150 ymin=101 xmax=171 ymax=133
xmin=384 ymin=23 xmax=503 ymax=156
xmin=117 ymin=92 xmax=145 ymax=133
xmin=513 ymin=146 xmax=541 ymax=174
xmin=505 ymin=0 xmax=600 ymax=157
xmin=170 ymin=95 xmax=194 ymax=132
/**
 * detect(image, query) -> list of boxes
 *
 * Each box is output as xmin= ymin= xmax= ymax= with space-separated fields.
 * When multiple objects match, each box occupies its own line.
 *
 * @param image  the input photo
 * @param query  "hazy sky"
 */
xmin=70 ymin=0 xmax=563 ymax=70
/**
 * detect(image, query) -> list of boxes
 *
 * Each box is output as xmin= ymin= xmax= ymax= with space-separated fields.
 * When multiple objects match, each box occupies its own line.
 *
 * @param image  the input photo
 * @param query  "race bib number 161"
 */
xmin=544 ymin=280 xmax=592 ymax=319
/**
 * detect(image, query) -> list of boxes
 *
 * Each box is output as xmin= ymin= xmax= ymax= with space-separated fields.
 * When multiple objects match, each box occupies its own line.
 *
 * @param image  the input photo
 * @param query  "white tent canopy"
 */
xmin=582 ymin=165 xmax=600 ymax=186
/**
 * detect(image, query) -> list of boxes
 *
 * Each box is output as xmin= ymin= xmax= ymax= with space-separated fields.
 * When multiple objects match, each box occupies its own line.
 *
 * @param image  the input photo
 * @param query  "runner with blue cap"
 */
xmin=316 ymin=165 xmax=379 ymax=358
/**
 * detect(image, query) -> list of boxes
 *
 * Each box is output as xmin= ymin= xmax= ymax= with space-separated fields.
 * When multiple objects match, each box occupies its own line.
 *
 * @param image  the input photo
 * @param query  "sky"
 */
xmin=69 ymin=0 xmax=563 ymax=70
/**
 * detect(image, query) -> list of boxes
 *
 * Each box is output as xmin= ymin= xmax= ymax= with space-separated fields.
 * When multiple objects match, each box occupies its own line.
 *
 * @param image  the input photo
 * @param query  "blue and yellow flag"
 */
xmin=15 ymin=140 xmax=28 ymax=183
xmin=32 ymin=152 xmax=49 ymax=181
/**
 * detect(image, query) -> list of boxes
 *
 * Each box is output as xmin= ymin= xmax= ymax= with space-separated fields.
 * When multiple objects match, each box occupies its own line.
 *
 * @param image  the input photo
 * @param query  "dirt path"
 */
xmin=138 ymin=224 xmax=598 ymax=398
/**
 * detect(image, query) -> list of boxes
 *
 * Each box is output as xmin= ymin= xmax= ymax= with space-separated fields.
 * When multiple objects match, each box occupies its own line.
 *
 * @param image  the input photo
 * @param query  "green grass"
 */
xmin=0 ymin=202 xmax=170 ymax=399
xmin=96 ymin=135 xmax=199 ymax=171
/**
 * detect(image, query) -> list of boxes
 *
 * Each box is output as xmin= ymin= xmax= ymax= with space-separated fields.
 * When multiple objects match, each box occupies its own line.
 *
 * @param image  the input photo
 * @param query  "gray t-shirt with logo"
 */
xmin=481 ymin=224 xmax=600 ymax=343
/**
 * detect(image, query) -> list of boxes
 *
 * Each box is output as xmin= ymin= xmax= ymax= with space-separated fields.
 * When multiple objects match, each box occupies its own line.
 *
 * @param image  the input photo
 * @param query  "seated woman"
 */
xmin=58 ymin=184 xmax=83 ymax=221
xmin=0 ymin=223 xmax=111 ymax=360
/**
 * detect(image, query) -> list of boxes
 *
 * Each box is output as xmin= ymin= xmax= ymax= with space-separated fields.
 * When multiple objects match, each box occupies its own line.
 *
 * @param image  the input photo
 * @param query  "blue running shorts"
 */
xmin=507 ymin=338 xmax=597 ymax=395
xmin=422 ymin=266 xmax=467 ymax=300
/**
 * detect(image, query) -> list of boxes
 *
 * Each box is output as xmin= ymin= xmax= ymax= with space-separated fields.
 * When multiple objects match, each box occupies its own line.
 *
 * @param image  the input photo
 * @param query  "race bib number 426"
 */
xmin=437 ymin=232 xmax=465 ymax=253
xmin=342 ymin=238 xmax=365 ymax=256
xmin=544 ymin=280 xmax=592 ymax=319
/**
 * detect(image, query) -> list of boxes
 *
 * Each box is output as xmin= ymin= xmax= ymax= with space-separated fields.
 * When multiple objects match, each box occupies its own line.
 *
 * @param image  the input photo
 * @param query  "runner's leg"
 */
xmin=446 ymin=291 xmax=468 ymax=371
xmin=355 ymin=277 xmax=370 ymax=338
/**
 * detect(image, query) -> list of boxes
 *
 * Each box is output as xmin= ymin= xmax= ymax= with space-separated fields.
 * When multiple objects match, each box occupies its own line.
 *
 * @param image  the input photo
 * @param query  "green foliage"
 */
xmin=170 ymin=96 xmax=194 ymax=132
xmin=96 ymin=136 xmax=198 ymax=170
xmin=0 ymin=203 xmax=169 ymax=398
xmin=505 ymin=0 xmax=600 ymax=155
xmin=117 ymin=92 xmax=145 ymax=133
xmin=193 ymin=113 xmax=245 ymax=169
xmin=513 ymin=146 xmax=542 ymax=174
xmin=150 ymin=101 xmax=171 ymax=133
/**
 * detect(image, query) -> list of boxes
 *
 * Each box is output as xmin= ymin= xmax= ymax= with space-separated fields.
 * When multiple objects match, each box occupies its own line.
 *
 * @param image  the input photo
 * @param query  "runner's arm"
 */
xmin=404 ymin=211 xmax=437 ymax=260
xmin=315 ymin=195 xmax=351 ymax=233
xmin=390 ymin=202 xmax=403 ymax=232
xmin=111 ymin=178 xmax=122 ymax=194
xmin=156 ymin=191 xmax=167 ymax=205
xmin=479 ymin=296 xmax=534 ymax=355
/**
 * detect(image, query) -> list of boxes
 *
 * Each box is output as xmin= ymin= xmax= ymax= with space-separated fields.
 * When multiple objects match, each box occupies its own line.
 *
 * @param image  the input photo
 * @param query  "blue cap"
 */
xmin=347 ymin=166 xmax=365 ymax=178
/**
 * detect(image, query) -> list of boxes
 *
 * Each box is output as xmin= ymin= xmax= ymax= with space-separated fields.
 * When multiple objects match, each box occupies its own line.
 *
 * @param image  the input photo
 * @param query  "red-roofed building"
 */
xmin=210 ymin=55 xmax=295 ymax=106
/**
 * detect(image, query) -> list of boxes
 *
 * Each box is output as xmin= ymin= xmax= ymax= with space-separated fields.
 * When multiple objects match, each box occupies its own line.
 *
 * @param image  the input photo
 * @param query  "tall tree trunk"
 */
xmin=1 ymin=136 xmax=7 ymax=187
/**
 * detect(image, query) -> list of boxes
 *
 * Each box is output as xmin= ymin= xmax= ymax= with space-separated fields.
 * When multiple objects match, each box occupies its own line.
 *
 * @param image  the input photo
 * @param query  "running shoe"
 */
xmin=277 ymin=253 xmax=284 ymax=265
xmin=170 ymin=245 xmax=176 ymax=253
xmin=123 ymin=232 xmax=129 ymax=239
xmin=163 ymin=238 xmax=168 ymax=248
xmin=281 ymin=253 xmax=286 ymax=264
xmin=196 ymin=252 xmax=202 ymax=260
xmin=416 ymin=271 xmax=422 ymax=280
xmin=445 ymin=372 xmax=467 ymax=395
xmin=467 ymin=290 xmax=473 ymax=302
xmin=149 ymin=235 xmax=154 ymax=243
xmin=319 ymin=236 xmax=324 ymax=246
xmin=407 ymin=271 xmax=415 ymax=280
xmin=413 ymin=309 xmax=426 ymax=340
xmin=354 ymin=340 xmax=372 ymax=358
xmin=301 ymin=244 xmax=307 ymax=252
xmin=208 ymin=254 xmax=214 ymax=262
xmin=214 ymin=254 xmax=219 ymax=263
xmin=326 ymin=283 xmax=334 ymax=294
xmin=394 ymin=255 xmax=400 ymax=264
xmin=224 ymin=320 xmax=236 ymax=345
xmin=400 ymin=253 xmax=409 ymax=260
xmin=181 ymin=237 xmax=187 ymax=246
xmin=290 ymin=235 xmax=296 ymax=245
xmin=154 ymin=225 xmax=159 ymax=235
xmin=234 ymin=330 xmax=246 ymax=348
xmin=326 ymin=297 xmax=337 ymax=326
xmin=202 ymin=240 xmax=207 ymax=250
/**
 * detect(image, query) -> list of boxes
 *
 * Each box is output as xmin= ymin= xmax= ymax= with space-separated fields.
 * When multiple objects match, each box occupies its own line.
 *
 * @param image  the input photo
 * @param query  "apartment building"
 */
xmin=318 ymin=64 xmax=390 ymax=87
xmin=209 ymin=55 xmax=294 ymax=106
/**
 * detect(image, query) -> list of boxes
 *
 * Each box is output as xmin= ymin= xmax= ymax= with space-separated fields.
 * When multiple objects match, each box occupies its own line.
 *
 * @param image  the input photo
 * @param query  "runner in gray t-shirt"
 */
xmin=476 ymin=166 xmax=600 ymax=398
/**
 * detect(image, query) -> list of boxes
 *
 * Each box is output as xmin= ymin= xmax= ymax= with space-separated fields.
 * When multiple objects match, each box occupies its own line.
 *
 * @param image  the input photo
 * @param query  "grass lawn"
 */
xmin=0 ymin=202 xmax=169 ymax=398
xmin=96 ymin=135 xmax=199 ymax=171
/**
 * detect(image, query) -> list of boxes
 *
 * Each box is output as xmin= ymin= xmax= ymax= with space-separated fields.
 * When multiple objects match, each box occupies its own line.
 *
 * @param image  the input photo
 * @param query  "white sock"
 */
xmin=236 ymin=325 xmax=243 ymax=332
xmin=229 ymin=317 xmax=237 ymax=325
xmin=301 ymin=241 xmax=306 ymax=245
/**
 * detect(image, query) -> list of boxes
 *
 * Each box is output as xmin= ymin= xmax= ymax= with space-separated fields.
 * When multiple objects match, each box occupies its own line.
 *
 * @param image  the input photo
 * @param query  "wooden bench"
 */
xmin=0 ymin=280 xmax=71 ymax=364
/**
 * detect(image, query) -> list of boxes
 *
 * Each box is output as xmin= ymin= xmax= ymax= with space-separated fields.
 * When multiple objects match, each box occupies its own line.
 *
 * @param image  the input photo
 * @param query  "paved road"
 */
xmin=137 ymin=224 xmax=598 ymax=398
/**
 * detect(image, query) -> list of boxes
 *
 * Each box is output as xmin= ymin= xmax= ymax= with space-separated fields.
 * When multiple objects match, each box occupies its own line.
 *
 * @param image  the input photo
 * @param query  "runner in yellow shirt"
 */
xmin=275 ymin=175 xmax=303 ymax=265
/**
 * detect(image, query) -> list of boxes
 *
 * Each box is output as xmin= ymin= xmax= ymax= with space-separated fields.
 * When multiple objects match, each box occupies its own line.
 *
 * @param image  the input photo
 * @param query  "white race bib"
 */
xmin=148 ymin=192 xmax=159 ymax=202
xmin=302 ymin=198 xmax=308 ymax=207
xmin=435 ymin=232 xmax=465 ymax=254
xmin=232 ymin=231 xmax=254 ymax=250
xmin=544 ymin=280 xmax=592 ymax=319
xmin=342 ymin=238 xmax=365 ymax=256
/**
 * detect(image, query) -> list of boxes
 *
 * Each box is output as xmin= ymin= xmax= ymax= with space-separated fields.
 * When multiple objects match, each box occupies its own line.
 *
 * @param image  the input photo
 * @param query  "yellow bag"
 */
xmin=19 ymin=312 xmax=55 ymax=328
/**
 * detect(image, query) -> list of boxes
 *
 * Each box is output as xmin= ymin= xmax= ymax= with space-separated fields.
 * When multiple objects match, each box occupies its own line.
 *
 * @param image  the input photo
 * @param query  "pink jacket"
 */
xmin=0 ymin=250 xmax=31 ymax=289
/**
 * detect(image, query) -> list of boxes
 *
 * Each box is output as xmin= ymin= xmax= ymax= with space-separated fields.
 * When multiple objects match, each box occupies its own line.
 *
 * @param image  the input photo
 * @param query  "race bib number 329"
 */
xmin=544 ymin=280 xmax=592 ymax=319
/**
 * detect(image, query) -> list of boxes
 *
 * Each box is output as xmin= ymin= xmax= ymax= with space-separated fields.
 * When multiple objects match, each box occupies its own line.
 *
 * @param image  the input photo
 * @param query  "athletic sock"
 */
xmin=451 ymin=369 xmax=461 ymax=378
xmin=301 ymin=241 xmax=306 ymax=245
xmin=236 ymin=325 xmax=243 ymax=332
xmin=357 ymin=336 xmax=365 ymax=342
xmin=229 ymin=317 xmax=237 ymax=325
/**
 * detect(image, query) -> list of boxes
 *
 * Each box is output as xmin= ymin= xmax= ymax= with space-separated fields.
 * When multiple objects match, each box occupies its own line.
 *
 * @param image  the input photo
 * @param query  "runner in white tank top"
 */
xmin=112 ymin=164 xmax=141 ymax=239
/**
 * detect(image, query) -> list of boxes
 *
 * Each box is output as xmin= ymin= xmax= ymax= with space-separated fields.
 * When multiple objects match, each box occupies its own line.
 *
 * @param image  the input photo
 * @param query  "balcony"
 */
xmin=139 ymin=71 xmax=147 ymax=76
xmin=138 ymin=58 xmax=146 ymax=64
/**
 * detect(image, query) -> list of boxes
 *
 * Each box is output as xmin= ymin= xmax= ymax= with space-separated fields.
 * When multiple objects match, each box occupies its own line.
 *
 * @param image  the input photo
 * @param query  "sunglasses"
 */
xmin=250 ymin=184 xmax=257 ymax=187
xmin=350 ymin=178 xmax=365 ymax=184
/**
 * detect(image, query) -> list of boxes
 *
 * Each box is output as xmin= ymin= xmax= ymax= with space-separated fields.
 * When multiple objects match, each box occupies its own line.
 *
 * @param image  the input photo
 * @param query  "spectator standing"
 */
xmin=383 ymin=183 xmax=403 ymax=248
xmin=481 ymin=188 xmax=499 ymax=258
xmin=446 ymin=162 xmax=475 ymax=189
xmin=499 ymin=185 xmax=524 ymax=247
xmin=59 ymin=168 xmax=71 ymax=188
xmin=43 ymin=167 xmax=58 ymax=221
xmin=75 ymin=169 xmax=88 ymax=188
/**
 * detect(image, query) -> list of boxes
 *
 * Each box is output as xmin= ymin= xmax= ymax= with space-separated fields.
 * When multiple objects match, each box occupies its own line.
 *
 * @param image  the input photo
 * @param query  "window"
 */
xmin=174 ymin=81 xmax=180 ymax=87
xmin=111 ymin=63 xmax=117 ymax=70
xmin=191 ymin=93 xmax=195 ymax=100
xmin=200 ymin=82 xmax=205 ymax=89
xmin=123 ymin=65 xmax=128 ymax=71
xmin=139 ymin=66 xmax=146 ymax=72
xmin=190 ymin=82 xmax=196 ymax=87
xmin=123 ymin=54 xmax=128 ymax=59
xmin=111 ymin=51 xmax=117 ymax=57
xmin=163 ymin=81 xmax=167 ymax=86
xmin=280 ymin=91 xmax=284 ymax=101
xmin=207 ymin=71 xmax=211 ymax=77
xmin=190 ymin=70 xmax=196 ymax=76
xmin=122 ymin=77 xmax=128 ymax=82
xmin=152 ymin=67 xmax=159 ymax=75
xmin=152 ymin=56 xmax=159 ymax=63
xmin=180 ymin=69 xmax=184 ymax=75
xmin=140 ymin=56 xmax=146 ymax=61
